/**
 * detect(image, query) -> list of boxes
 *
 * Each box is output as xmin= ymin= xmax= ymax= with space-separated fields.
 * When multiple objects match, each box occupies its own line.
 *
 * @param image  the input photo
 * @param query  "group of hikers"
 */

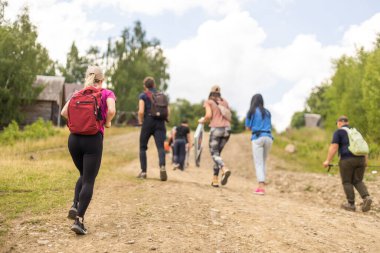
xmin=60 ymin=65 xmax=372 ymax=235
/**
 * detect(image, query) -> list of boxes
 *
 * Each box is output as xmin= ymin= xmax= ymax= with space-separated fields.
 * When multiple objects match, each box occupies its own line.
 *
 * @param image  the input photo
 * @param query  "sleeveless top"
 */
xmin=204 ymin=98 xmax=231 ymax=128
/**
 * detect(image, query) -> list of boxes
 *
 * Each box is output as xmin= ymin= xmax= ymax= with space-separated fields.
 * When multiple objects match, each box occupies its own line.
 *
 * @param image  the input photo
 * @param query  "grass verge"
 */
xmin=0 ymin=126 xmax=138 ymax=245
xmin=272 ymin=127 xmax=380 ymax=178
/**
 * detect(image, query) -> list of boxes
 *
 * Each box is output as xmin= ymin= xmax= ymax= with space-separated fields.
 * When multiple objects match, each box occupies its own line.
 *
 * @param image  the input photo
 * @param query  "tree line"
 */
xmin=0 ymin=2 xmax=245 ymax=132
xmin=291 ymin=36 xmax=380 ymax=154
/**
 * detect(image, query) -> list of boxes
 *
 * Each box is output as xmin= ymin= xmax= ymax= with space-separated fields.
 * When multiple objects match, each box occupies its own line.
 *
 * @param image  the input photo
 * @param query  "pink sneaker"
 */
xmin=254 ymin=188 xmax=265 ymax=195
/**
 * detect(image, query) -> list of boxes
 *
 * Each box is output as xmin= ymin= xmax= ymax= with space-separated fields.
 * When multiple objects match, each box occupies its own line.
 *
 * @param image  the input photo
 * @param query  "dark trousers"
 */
xmin=173 ymin=139 xmax=187 ymax=169
xmin=68 ymin=132 xmax=103 ymax=217
xmin=339 ymin=156 xmax=370 ymax=204
xmin=209 ymin=127 xmax=230 ymax=176
xmin=139 ymin=117 xmax=166 ymax=172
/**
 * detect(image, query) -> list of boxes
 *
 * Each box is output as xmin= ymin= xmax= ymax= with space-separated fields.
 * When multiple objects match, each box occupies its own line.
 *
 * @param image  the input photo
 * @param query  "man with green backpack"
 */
xmin=323 ymin=115 xmax=372 ymax=212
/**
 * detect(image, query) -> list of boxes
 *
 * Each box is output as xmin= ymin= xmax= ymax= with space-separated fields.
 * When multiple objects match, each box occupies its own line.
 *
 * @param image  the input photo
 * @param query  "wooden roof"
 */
xmin=64 ymin=83 xmax=84 ymax=102
xmin=33 ymin=75 xmax=65 ymax=106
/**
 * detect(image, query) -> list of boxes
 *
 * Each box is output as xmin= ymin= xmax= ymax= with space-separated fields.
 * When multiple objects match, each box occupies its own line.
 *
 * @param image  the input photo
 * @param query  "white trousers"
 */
xmin=252 ymin=136 xmax=273 ymax=183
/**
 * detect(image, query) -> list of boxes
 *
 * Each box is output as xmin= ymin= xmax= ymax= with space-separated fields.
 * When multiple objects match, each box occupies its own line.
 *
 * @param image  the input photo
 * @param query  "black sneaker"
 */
xmin=137 ymin=171 xmax=147 ymax=179
xmin=68 ymin=204 xmax=78 ymax=220
xmin=341 ymin=202 xmax=356 ymax=212
xmin=160 ymin=166 xmax=167 ymax=181
xmin=71 ymin=218 xmax=87 ymax=235
xmin=362 ymin=196 xmax=372 ymax=212
xmin=221 ymin=170 xmax=231 ymax=186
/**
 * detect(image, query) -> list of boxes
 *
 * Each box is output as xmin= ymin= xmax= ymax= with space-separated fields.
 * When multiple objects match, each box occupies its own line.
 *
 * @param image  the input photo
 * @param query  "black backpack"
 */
xmin=146 ymin=91 xmax=169 ymax=120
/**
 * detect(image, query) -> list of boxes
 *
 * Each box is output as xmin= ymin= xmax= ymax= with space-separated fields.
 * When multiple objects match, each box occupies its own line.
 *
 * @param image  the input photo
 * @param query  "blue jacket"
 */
xmin=245 ymin=108 xmax=273 ymax=141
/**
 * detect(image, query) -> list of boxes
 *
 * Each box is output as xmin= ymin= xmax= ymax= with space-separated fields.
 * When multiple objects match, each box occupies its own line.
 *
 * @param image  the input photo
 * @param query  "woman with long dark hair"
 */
xmin=245 ymin=94 xmax=273 ymax=195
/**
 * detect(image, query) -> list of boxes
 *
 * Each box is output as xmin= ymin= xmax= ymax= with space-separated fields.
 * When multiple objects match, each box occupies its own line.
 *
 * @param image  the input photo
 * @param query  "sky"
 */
xmin=5 ymin=0 xmax=380 ymax=131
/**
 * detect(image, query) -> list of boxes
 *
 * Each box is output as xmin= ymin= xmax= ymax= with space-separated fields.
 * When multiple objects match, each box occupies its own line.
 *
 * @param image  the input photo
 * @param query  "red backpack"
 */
xmin=67 ymin=86 xmax=103 ymax=135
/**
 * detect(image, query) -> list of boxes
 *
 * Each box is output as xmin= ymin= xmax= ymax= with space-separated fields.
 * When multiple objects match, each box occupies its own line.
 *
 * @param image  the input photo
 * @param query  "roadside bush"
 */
xmin=0 ymin=118 xmax=58 ymax=144
xmin=0 ymin=121 xmax=22 ymax=144
xmin=23 ymin=118 xmax=58 ymax=139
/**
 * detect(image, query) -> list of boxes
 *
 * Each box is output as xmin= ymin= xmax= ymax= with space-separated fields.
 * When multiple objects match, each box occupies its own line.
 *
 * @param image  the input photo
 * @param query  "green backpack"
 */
xmin=341 ymin=127 xmax=369 ymax=156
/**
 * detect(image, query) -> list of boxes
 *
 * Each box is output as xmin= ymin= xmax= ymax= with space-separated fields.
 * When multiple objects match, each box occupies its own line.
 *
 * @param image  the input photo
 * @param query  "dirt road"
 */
xmin=3 ymin=131 xmax=380 ymax=252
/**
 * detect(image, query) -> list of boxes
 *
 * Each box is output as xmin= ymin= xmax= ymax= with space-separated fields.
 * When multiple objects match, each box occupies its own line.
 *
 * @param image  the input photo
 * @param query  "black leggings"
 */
xmin=68 ymin=132 xmax=103 ymax=217
xmin=139 ymin=116 xmax=166 ymax=172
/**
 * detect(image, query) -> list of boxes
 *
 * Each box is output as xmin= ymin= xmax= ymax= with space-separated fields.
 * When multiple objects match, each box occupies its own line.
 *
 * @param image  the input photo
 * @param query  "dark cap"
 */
xmin=337 ymin=115 xmax=349 ymax=122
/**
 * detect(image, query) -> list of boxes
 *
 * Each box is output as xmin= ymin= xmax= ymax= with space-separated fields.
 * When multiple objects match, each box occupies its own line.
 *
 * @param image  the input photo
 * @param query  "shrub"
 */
xmin=23 ymin=118 xmax=58 ymax=139
xmin=0 ymin=121 xmax=22 ymax=144
xmin=0 ymin=118 xmax=58 ymax=145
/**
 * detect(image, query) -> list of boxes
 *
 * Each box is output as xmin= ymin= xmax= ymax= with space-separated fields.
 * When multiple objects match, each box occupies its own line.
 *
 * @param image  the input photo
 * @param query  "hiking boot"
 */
xmin=341 ymin=202 xmax=356 ymax=212
xmin=221 ymin=169 xmax=231 ymax=186
xmin=71 ymin=218 xmax=87 ymax=235
xmin=362 ymin=196 xmax=372 ymax=212
xmin=211 ymin=176 xmax=219 ymax=188
xmin=160 ymin=166 xmax=167 ymax=181
xmin=137 ymin=171 xmax=147 ymax=179
xmin=67 ymin=203 xmax=78 ymax=220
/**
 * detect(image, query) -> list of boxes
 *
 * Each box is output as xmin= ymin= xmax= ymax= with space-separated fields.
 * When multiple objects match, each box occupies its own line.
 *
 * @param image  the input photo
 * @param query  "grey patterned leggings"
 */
xmin=209 ymin=127 xmax=231 ymax=176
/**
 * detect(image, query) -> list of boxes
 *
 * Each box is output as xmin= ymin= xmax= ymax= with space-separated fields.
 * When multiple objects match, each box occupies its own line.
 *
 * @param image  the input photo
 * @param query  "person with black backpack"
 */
xmin=137 ymin=76 xmax=169 ymax=181
xmin=61 ymin=66 xmax=116 ymax=235
xmin=323 ymin=116 xmax=372 ymax=212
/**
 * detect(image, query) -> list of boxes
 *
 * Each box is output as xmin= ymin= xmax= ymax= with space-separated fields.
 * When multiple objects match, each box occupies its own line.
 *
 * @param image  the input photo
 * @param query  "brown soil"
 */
xmin=2 ymin=132 xmax=380 ymax=253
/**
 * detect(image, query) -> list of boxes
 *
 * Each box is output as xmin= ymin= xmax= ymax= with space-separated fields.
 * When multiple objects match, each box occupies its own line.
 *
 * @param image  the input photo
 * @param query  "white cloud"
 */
xmin=274 ymin=0 xmax=295 ymax=12
xmin=74 ymin=0 xmax=242 ymax=16
xmin=342 ymin=13 xmax=380 ymax=52
xmin=6 ymin=0 xmax=114 ymax=63
xmin=5 ymin=0 xmax=244 ymax=63
xmin=166 ymin=11 xmax=268 ymax=115
xmin=166 ymin=11 xmax=380 ymax=131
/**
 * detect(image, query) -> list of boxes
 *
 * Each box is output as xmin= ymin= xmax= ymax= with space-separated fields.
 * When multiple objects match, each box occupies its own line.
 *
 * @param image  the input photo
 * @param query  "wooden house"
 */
xmin=22 ymin=75 xmax=65 ymax=126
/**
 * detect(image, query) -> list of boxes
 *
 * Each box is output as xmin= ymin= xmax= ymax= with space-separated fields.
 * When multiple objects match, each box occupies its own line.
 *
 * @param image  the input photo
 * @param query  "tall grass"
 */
xmin=271 ymin=128 xmax=332 ymax=173
xmin=0 ymin=126 xmax=138 ymax=244
xmin=272 ymin=127 xmax=380 ymax=177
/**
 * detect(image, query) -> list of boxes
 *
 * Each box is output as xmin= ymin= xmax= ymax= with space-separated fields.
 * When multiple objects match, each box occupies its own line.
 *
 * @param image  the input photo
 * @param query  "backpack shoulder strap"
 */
xmin=145 ymin=90 xmax=153 ymax=101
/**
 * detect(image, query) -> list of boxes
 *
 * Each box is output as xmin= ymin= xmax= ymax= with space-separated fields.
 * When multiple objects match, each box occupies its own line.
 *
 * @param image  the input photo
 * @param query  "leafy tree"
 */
xmin=230 ymin=109 xmax=245 ymax=133
xmin=59 ymin=42 xmax=88 ymax=83
xmin=0 ymin=0 xmax=6 ymax=24
xmin=362 ymin=39 xmax=380 ymax=142
xmin=301 ymin=50 xmax=369 ymax=131
xmin=105 ymin=21 xmax=170 ymax=117
xmin=290 ymin=111 xmax=305 ymax=129
xmin=86 ymin=46 xmax=102 ymax=64
xmin=0 ymin=5 xmax=54 ymax=125
xmin=294 ymin=35 xmax=380 ymax=153
xmin=169 ymin=99 xmax=204 ymax=130
xmin=306 ymin=83 xmax=329 ymax=119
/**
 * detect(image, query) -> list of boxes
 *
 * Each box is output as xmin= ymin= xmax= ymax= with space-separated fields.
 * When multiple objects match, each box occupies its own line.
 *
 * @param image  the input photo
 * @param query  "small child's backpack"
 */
xmin=67 ymin=86 xmax=103 ymax=135
xmin=146 ymin=90 xmax=169 ymax=121
xmin=341 ymin=126 xmax=369 ymax=156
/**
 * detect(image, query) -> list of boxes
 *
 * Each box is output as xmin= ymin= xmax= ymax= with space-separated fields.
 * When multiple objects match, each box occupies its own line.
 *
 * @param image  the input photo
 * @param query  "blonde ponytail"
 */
xmin=84 ymin=73 xmax=95 ymax=87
